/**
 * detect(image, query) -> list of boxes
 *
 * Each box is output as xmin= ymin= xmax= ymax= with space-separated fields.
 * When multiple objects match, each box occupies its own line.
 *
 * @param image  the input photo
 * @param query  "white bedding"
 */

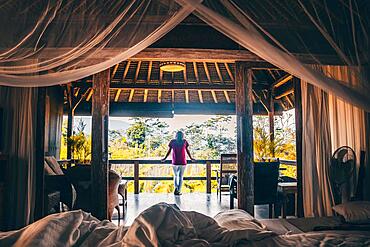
xmin=1 ymin=203 xmax=370 ymax=247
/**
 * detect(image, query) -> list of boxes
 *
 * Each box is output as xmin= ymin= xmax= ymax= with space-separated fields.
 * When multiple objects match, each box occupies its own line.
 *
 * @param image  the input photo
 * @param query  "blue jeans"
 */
xmin=172 ymin=165 xmax=186 ymax=192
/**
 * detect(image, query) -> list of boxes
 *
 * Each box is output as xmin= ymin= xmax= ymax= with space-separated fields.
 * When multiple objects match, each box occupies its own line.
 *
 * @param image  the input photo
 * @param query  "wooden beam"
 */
xmin=273 ymin=74 xmax=293 ymax=88
xmin=143 ymin=89 xmax=148 ymax=103
xmin=74 ymin=87 xmax=80 ymax=97
xmin=215 ymin=62 xmax=224 ymax=83
xmin=32 ymin=48 xmax=347 ymax=65
xmin=285 ymin=95 xmax=294 ymax=108
xmin=74 ymin=101 xmax=281 ymax=117
xmin=198 ymin=90 xmax=204 ymax=103
xmin=111 ymin=63 xmax=119 ymax=79
xmin=225 ymin=63 xmax=235 ymax=82
xmin=147 ymin=61 xmax=152 ymax=83
xmin=253 ymin=89 xmax=269 ymax=112
xmin=203 ymin=62 xmax=212 ymax=83
xmin=193 ymin=62 xmax=200 ymax=83
xmin=134 ymin=61 xmax=141 ymax=83
xmin=157 ymin=89 xmax=162 ymax=103
xmin=275 ymin=88 xmax=294 ymax=99
xmin=224 ymin=90 xmax=231 ymax=103
xmin=122 ymin=61 xmax=130 ymax=83
xmin=35 ymin=87 xmax=46 ymax=220
xmin=211 ymin=90 xmax=218 ymax=103
xmin=159 ymin=69 xmax=163 ymax=84
xmin=114 ymin=89 xmax=122 ymax=102
xmin=235 ymin=62 xmax=254 ymax=214
xmin=183 ymin=63 xmax=188 ymax=84
xmin=86 ymin=88 xmax=94 ymax=101
xmin=294 ymin=77 xmax=304 ymax=217
xmin=185 ymin=89 xmax=189 ymax=103
xmin=128 ymin=89 xmax=135 ymax=102
xmin=91 ymin=69 xmax=110 ymax=220
xmin=111 ymin=83 xmax=235 ymax=90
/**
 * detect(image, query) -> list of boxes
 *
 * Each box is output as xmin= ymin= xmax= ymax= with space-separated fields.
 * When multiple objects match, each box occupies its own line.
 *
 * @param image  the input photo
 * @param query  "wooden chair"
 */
xmin=44 ymin=156 xmax=76 ymax=211
xmin=216 ymin=154 xmax=237 ymax=200
xmin=118 ymin=180 xmax=128 ymax=219
xmin=229 ymin=161 xmax=280 ymax=218
xmin=64 ymin=165 xmax=121 ymax=222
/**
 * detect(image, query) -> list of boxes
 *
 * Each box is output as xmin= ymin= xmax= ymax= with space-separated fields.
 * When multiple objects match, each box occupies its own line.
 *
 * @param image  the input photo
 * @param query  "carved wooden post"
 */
xmin=134 ymin=161 xmax=139 ymax=194
xmin=294 ymin=77 xmax=303 ymax=217
xmin=206 ymin=161 xmax=211 ymax=194
xmin=235 ymin=62 xmax=254 ymax=214
xmin=91 ymin=69 xmax=110 ymax=220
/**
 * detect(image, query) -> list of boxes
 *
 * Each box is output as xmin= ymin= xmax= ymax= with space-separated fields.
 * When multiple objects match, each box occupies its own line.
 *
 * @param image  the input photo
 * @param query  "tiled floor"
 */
xmin=112 ymin=192 xmax=270 ymax=225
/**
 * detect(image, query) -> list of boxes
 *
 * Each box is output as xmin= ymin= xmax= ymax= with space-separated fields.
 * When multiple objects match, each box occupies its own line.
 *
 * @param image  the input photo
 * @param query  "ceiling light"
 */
xmin=159 ymin=61 xmax=185 ymax=72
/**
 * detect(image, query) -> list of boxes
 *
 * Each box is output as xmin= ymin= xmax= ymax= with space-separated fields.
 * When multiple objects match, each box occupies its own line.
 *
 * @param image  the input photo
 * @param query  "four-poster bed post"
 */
xmin=35 ymin=87 xmax=46 ymax=220
xmin=235 ymin=62 xmax=254 ymax=215
xmin=294 ymin=77 xmax=304 ymax=217
xmin=91 ymin=69 xmax=110 ymax=220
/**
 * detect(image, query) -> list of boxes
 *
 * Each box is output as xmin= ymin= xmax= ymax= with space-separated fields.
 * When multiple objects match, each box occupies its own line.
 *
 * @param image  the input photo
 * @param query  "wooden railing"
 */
xmin=59 ymin=158 xmax=297 ymax=193
xmin=279 ymin=160 xmax=297 ymax=166
xmin=109 ymin=159 xmax=220 ymax=194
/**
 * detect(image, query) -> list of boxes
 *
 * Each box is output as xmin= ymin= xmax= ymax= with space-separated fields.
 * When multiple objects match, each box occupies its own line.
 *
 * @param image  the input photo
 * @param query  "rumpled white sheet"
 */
xmin=1 ymin=203 xmax=370 ymax=247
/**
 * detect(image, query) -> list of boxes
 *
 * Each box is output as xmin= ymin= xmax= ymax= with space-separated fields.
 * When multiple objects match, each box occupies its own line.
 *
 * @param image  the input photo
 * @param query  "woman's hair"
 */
xmin=175 ymin=131 xmax=184 ymax=142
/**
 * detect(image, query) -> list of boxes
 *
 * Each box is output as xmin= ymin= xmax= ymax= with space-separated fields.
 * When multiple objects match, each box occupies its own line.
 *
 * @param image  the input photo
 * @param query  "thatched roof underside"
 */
xmin=65 ymin=60 xmax=295 ymax=117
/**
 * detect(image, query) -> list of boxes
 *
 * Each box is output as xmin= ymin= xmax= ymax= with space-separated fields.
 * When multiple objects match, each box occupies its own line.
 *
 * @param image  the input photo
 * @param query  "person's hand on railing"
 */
xmin=190 ymin=158 xmax=196 ymax=162
xmin=161 ymin=158 xmax=166 ymax=163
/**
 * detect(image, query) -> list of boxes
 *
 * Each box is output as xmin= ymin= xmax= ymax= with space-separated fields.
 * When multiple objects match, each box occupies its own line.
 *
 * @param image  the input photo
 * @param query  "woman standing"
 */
xmin=161 ymin=131 xmax=195 ymax=195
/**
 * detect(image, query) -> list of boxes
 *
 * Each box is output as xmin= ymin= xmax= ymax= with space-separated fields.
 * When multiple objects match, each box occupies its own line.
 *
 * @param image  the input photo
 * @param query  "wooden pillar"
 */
xmin=235 ymin=62 xmax=254 ymax=214
xmin=294 ymin=77 xmax=304 ymax=217
xmin=35 ymin=87 xmax=46 ymax=220
xmin=91 ymin=69 xmax=110 ymax=220
xmin=66 ymin=108 xmax=74 ymax=160
xmin=206 ymin=161 xmax=211 ymax=194
xmin=134 ymin=161 xmax=139 ymax=194
xmin=268 ymin=88 xmax=275 ymax=157
xmin=66 ymin=84 xmax=74 ymax=160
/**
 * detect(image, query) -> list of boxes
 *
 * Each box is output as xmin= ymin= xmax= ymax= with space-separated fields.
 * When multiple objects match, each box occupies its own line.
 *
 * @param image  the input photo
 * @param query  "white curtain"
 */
xmin=326 ymin=66 xmax=367 ymax=199
xmin=301 ymin=80 xmax=334 ymax=217
xmin=302 ymin=65 xmax=369 ymax=217
xmin=0 ymin=87 xmax=38 ymax=229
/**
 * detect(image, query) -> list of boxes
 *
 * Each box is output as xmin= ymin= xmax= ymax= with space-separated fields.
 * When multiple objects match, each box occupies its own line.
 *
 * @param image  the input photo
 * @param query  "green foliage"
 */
xmin=60 ymin=112 xmax=297 ymax=192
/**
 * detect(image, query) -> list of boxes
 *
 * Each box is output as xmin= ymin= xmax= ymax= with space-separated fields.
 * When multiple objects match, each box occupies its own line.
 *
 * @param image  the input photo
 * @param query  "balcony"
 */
xmin=109 ymin=159 xmax=297 ymax=224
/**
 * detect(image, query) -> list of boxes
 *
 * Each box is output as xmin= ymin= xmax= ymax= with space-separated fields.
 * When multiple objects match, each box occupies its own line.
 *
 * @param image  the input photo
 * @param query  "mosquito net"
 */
xmin=0 ymin=0 xmax=369 ymax=111
xmin=188 ymin=0 xmax=370 ymax=111
xmin=0 ymin=0 xmax=197 ymax=86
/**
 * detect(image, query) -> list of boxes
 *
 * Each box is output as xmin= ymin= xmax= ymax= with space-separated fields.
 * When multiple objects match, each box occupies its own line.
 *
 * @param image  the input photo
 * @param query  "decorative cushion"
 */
xmin=45 ymin=156 xmax=64 ymax=175
xmin=214 ymin=209 xmax=266 ymax=231
xmin=333 ymin=201 xmax=370 ymax=224
xmin=44 ymin=161 xmax=56 ymax=175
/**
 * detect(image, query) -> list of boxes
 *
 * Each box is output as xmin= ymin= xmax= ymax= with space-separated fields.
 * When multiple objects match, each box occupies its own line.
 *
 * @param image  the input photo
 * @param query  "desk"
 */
xmin=278 ymin=182 xmax=297 ymax=218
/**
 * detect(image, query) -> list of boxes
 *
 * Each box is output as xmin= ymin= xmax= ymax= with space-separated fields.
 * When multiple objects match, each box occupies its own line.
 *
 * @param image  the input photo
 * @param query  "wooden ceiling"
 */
xmin=65 ymin=59 xmax=295 ymax=117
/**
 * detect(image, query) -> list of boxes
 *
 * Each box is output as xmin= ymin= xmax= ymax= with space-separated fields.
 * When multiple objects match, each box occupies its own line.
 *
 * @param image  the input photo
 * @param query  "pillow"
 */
xmin=45 ymin=156 xmax=64 ymax=175
xmin=214 ymin=209 xmax=266 ymax=231
xmin=44 ymin=161 xmax=55 ymax=175
xmin=333 ymin=201 xmax=370 ymax=224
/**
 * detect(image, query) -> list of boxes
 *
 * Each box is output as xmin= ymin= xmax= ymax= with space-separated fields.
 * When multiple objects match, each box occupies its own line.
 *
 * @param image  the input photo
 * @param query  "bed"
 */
xmin=1 ymin=202 xmax=370 ymax=247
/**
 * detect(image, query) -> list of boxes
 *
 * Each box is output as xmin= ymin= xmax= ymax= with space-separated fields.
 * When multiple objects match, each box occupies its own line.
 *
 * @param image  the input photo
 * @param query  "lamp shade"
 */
xmin=159 ymin=61 xmax=185 ymax=72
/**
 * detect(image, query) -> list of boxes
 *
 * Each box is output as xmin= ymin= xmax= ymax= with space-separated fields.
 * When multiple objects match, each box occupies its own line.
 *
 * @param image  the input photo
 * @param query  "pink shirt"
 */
xmin=169 ymin=139 xmax=189 ymax=165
